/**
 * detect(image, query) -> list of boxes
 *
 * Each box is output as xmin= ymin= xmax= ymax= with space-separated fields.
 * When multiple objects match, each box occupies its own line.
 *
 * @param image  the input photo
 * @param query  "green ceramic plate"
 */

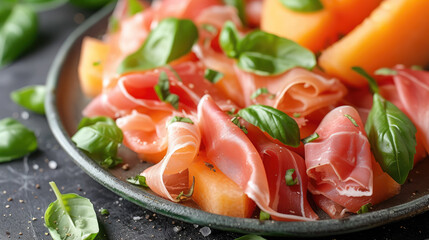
xmin=45 ymin=4 xmax=429 ymax=237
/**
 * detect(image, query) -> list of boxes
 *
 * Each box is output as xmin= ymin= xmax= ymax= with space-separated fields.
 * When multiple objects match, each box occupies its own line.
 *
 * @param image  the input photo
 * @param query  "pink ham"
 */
xmin=305 ymin=106 xmax=373 ymax=213
xmin=198 ymin=95 xmax=315 ymax=221
xmin=246 ymin=124 xmax=318 ymax=220
xmin=151 ymin=0 xmax=222 ymax=23
xmin=142 ymin=118 xmax=201 ymax=201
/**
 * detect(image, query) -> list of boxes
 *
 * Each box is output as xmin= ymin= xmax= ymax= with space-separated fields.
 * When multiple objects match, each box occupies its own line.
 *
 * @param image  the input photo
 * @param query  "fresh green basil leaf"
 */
xmin=236 ymin=30 xmax=316 ymax=75
xmin=126 ymin=175 xmax=149 ymax=187
xmin=365 ymin=94 xmax=416 ymax=184
xmin=10 ymin=85 xmax=46 ymax=114
xmin=127 ymin=0 xmax=143 ymax=16
xmin=204 ymin=68 xmax=224 ymax=83
xmin=223 ymin=0 xmax=247 ymax=26
xmin=238 ymin=105 xmax=300 ymax=147
xmin=77 ymin=116 xmax=116 ymax=130
xmin=69 ymin=0 xmax=115 ymax=9
xmin=118 ymin=18 xmax=198 ymax=74
xmin=259 ymin=210 xmax=270 ymax=221
xmin=285 ymin=168 xmax=298 ymax=186
xmin=352 ymin=66 xmax=379 ymax=94
xmin=154 ymin=71 xmax=180 ymax=109
xmin=0 ymin=118 xmax=37 ymax=162
xmin=374 ymin=67 xmax=397 ymax=76
xmin=219 ymin=21 xmax=241 ymax=58
xmin=231 ymin=116 xmax=248 ymax=134
xmin=301 ymin=132 xmax=318 ymax=144
xmin=169 ymin=116 xmax=194 ymax=125
xmin=45 ymin=182 xmax=99 ymax=240
xmin=235 ymin=235 xmax=267 ymax=240
xmin=0 ymin=5 xmax=37 ymax=68
xmin=251 ymin=87 xmax=275 ymax=99
xmin=72 ymin=122 xmax=123 ymax=168
xmin=279 ymin=0 xmax=324 ymax=12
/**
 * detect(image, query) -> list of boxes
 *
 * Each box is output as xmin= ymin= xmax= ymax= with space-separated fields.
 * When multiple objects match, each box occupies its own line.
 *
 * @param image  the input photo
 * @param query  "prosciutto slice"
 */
xmin=142 ymin=118 xmax=201 ymax=201
xmin=198 ymin=95 xmax=315 ymax=221
xmin=305 ymin=106 xmax=373 ymax=213
xmin=246 ymin=124 xmax=318 ymax=220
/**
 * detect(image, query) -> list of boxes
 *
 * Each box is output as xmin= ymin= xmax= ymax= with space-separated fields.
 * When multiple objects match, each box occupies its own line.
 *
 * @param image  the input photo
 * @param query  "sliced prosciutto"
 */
xmin=142 ymin=118 xmax=201 ymax=201
xmin=305 ymin=106 xmax=373 ymax=213
xmin=151 ymin=0 xmax=222 ymax=23
xmin=246 ymin=124 xmax=318 ymax=220
xmin=234 ymin=67 xmax=347 ymax=125
xmin=198 ymin=95 xmax=315 ymax=221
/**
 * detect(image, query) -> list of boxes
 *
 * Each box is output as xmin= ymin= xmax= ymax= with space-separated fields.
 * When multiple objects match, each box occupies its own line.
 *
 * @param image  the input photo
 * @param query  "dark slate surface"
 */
xmin=1 ymin=3 xmax=429 ymax=240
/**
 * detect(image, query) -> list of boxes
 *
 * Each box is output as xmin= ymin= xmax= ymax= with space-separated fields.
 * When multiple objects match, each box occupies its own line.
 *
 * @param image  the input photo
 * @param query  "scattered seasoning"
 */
xmin=48 ymin=160 xmax=58 ymax=169
xmin=173 ymin=226 xmax=182 ymax=233
xmin=344 ymin=114 xmax=359 ymax=127
xmin=21 ymin=111 xmax=29 ymax=120
xmin=19 ymin=200 xmax=24 ymax=203
xmin=32 ymin=217 xmax=37 ymax=221
xmin=7 ymin=198 xmax=12 ymax=202
xmin=204 ymin=162 xmax=216 ymax=172
xmin=45 ymin=232 xmax=49 ymax=236
xmin=18 ymin=232 xmax=22 ymax=235
xmin=199 ymin=226 xmax=212 ymax=237
xmin=35 ymin=184 xmax=40 ymax=189
xmin=122 ymin=163 xmax=130 ymax=171
xmin=285 ymin=169 xmax=298 ymax=186
xmin=133 ymin=216 xmax=142 ymax=221
xmin=5 ymin=205 xmax=10 ymax=208
xmin=32 ymin=164 xmax=39 ymax=170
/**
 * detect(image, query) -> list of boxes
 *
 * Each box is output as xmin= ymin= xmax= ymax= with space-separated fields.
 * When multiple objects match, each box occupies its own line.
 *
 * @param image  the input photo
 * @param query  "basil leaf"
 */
xmin=302 ymin=132 xmax=319 ymax=144
xmin=0 ymin=5 xmax=37 ymax=68
xmin=365 ymin=94 xmax=416 ymax=184
xmin=259 ymin=211 xmax=270 ymax=221
xmin=238 ymin=105 xmax=300 ymax=147
xmin=69 ymin=0 xmax=114 ymax=9
xmin=19 ymin=0 xmax=68 ymax=12
xmin=279 ymin=0 xmax=324 ymax=12
xmin=285 ymin=168 xmax=298 ymax=186
xmin=45 ymin=182 xmax=99 ymax=240
xmin=126 ymin=175 xmax=149 ymax=187
xmin=154 ymin=71 xmax=179 ymax=109
xmin=72 ymin=122 xmax=123 ymax=168
xmin=169 ymin=116 xmax=194 ymax=125
xmin=77 ymin=116 xmax=116 ymax=130
xmin=219 ymin=21 xmax=241 ymax=58
xmin=237 ymin=30 xmax=316 ymax=75
xmin=223 ymin=0 xmax=247 ymax=26
xmin=251 ymin=87 xmax=275 ymax=99
xmin=10 ymin=85 xmax=46 ymax=114
xmin=352 ymin=66 xmax=379 ymax=94
xmin=235 ymin=235 xmax=267 ymax=240
xmin=204 ymin=69 xmax=224 ymax=83
xmin=127 ymin=0 xmax=144 ymax=16
xmin=0 ymin=118 xmax=37 ymax=162
xmin=375 ymin=67 xmax=397 ymax=76
xmin=231 ymin=116 xmax=248 ymax=134
xmin=118 ymin=18 xmax=198 ymax=74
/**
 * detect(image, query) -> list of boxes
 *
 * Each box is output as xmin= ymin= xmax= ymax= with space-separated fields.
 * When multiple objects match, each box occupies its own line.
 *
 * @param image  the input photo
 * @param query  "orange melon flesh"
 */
xmin=261 ymin=0 xmax=335 ymax=53
xmin=78 ymin=37 xmax=110 ymax=97
xmin=319 ymin=0 xmax=429 ymax=87
xmin=188 ymin=154 xmax=255 ymax=218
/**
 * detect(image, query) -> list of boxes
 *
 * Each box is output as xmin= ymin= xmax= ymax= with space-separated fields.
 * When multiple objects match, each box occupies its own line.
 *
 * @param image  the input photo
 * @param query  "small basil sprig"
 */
xmin=204 ymin=69 xmax=224 ymax=84
xmin=223 ymin=0 xmax=247 ymax=26
xmin=0 ymin=4 xmax=37 ymax=69
xmin=118 ymin=18 xmax=198 ymax=74
xmin=10 ymin=85 xmax=46 ymax=114
xmin=219 ymin=21 xmax=316 ymax=76
xmin=154 ymin=71 xmax=179 ymax=109
xmin=0 ymin=118 xmax=37 ymax=162
xmin=72 ymin=116 xmax=123 ymax=168
xmin=353 ymin=67 xmax=416 ymax=184
xmin=45 ymin=182 xmax=99 ymax=240
xmin=77 ymin=116 xmax=116 ymax=130
xmin=238 ymin=105 xmax=300 ymax=147
xmin=279 ymin=0 xmax=324 ymax=12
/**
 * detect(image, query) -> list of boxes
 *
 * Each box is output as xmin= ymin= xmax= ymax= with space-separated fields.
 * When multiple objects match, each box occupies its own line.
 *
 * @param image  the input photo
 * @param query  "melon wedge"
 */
xmin=319 ymin=0 xmax=429 ymax=87
xmin=78 ymin=37 xmax=110 ymax=97
xmin=188 ymin=154 xmax=255 ymax=218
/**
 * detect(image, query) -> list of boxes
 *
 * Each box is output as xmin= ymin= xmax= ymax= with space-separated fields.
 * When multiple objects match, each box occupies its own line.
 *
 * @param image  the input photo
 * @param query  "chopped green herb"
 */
xmin=374 ymin=67 xmax=397 ymax=76
xmin=293 ymin=113 xmax=301 ymax=118
xmin=357 ymin=203 xmax=372 ymax=214
xmin=166 ymin=64 xmax=183 ymax=82
xmin=154 ymin=71 xmax=180 ymax=109
xmin=176 ymin=176 xmax=195 ymax=202
xmin=251 ymin=87 xmax=275 ymax=99
xmin=204 ymin=162 xmax=216 ymax=172
xmin=204 ymin=69 xmax=224 ymax=84
xmin=231 ymin=116 xmax=248 ymax=134
xmin=169 ymin=116 xmax=194 ymax=125
xmin=99 ymin=208 xmax=110 ymax=216
xmin=108 ymin=16 xmax=120 ymax=33
xmin=285 ymin=168 xmax=298 ymax=186
xmin=201 ymin=23 xmax=218 ymax=34
xmin=92 ymin=60 xmax=101 ymax=66
xmin=302 ymin=132 xmax=319 ymax=144
xmin=226 ymin=108 xmax=237 ymax=116
xmin=127 ymin=0 xmax=144 ymax=16
xmin=344 ymin=114 xmax=359 ymax=127
xmin=259 ymin=210 xmax=270 ymax=221
xmin=126 ymin=175 xmax=149 ymax=187
xmin=411 ymin=65 xmax=423 ymax=71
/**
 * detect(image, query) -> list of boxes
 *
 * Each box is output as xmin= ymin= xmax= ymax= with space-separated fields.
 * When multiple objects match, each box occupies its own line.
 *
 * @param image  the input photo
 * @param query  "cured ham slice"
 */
xmin=152 ymin=0 xmax=222 ymax=23
xmin=198 ymin=95 xmax=315 ymax=221
xmin=234 ymin=67 xmax=347 ymax=125
xmin=246 ymin=124 xmax=318 ymax=220
xmin=305 ymin=106 xmax=373 ymax=212
xmin=142 ymin=118 xmax=201 ymax=201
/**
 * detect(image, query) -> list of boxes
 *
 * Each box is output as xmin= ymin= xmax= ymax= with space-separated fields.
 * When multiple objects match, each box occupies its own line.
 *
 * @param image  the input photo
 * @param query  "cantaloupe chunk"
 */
xmin=188 ymin=154 xmax=255 ymax=218
xmin=78 ymin=37 xmax=110 ymax=97
xmin=319 ymin=0 xmax=429 ymax=87
xmin=261 ymin=0 xmax=336 ymax=52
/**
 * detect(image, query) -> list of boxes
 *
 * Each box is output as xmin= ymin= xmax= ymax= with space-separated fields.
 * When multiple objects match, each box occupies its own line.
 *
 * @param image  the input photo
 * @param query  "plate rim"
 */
xmin=45 ymin=4 xmax=429 ymax=237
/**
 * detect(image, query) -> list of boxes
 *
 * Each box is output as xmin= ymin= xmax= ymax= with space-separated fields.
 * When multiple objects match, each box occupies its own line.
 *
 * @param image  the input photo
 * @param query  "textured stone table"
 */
xmin=1 ymin=3 xmax=429 ymax=240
